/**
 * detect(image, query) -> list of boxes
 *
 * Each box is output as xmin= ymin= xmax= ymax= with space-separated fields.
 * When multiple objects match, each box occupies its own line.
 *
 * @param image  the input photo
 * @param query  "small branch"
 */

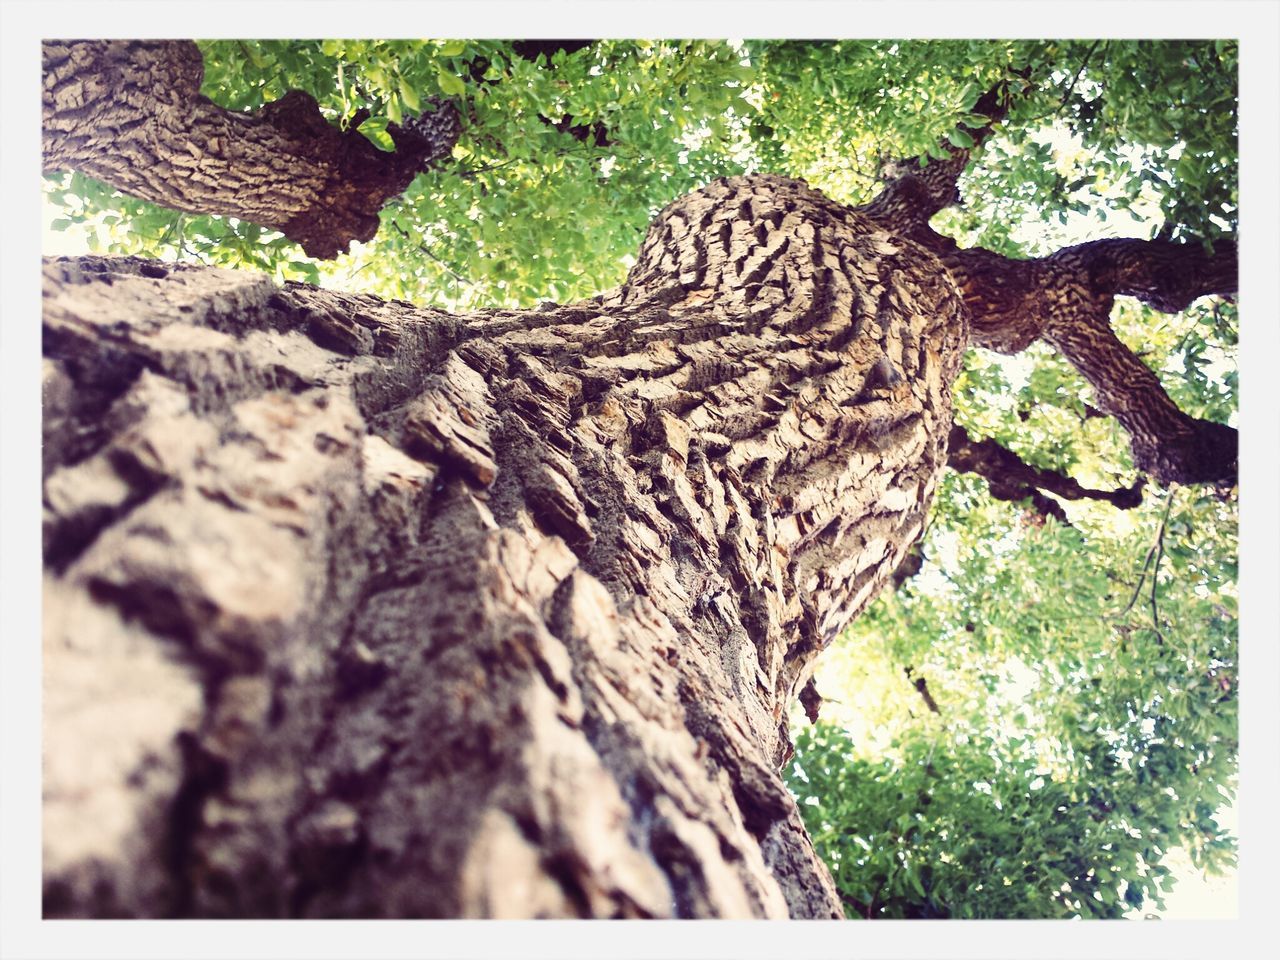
xmin=1056 ymin=40 xmax=1103 ymax=116
xmin=1149 ymin=492 xmax=1172 ymax=644
xmin=390 ymin=222 xmax=472 ymax=289
xmin=1115 ymin=492 xmax=1174 ymax=638
xmin=890 ymin=542 xmax=925 ymax=590
xmin=946 ymin=425 xmax=1145 ymax=522
xmin=857 ymin=69 xmax=1032 ymax=239
xmin=1118 ymin=541 xmax=1157 ymax=619
xmin=903 ymin=667 xmax=941 ymax=714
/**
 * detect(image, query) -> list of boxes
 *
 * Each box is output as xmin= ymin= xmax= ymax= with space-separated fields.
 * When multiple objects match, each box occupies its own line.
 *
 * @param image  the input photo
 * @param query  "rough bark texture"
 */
xmin=41 ymin=45 xmax=1239 ymax=921
xmin=41 ymin=39 xmax=1237 ymax=485
xmin=938 ymin=237 xmax=1238 ymax=486
xmin=42 ymin=41 xmax=460 ymax=259
xmin=42 ymin=174 xmax=967 ymax=918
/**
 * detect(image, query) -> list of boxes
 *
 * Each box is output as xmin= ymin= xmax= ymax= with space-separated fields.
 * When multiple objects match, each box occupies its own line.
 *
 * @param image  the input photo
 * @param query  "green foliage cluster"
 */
xmin=49 ymin=39 xmax=760 ymax=305
xmin=749 ymin=39 xmax=1236 ymax=255
xmin=46 ymin=40 xmax=1236 ymax=298
xmin=787 ymin=469 xmax=1237 ymax=918
xmin=42 ymin=39 xmax=1238 ymax=919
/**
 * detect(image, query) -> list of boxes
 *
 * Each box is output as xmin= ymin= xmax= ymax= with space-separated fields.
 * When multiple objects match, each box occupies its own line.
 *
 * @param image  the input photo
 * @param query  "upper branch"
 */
xmin=858 ymin=71 xmax=1027 ymax=243
xmin=846 ymin=60 xmax=1235 ymax=491
xmin=42 ymin=41 xmax=460 ymax=259
xmin=941 ymin=236 xmax=1238 ymax=487
xmin=1059 ymin=236 xmax=1238 ymax=314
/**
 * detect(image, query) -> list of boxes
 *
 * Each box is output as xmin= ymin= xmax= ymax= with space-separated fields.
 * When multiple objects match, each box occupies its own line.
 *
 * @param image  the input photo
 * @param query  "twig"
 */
xmin=1148 ymin=491 xmax=1173 ymax=644
xmin=1115 ymin=491 xmax=1174 ymax=627
xmin=903 ymin=666 xmax=941 ymax=714
xmin=390 ymin=222 xmax=471 ymax=289
xmin=1056 ymin=40 xmax=1103 ymax=117
xmin=455 ymin=157 xmax=521 ymax=179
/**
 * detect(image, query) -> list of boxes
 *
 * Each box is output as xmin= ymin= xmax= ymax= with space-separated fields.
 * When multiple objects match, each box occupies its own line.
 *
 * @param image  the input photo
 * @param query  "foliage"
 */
xmin=45 ymin=40 xmax=1236 ymax=297
xmin=786 ymin=472 xmax=1237 ymax=918
xmin=42 ymin=39 xmax=1238 ymax=920
xmin=48 ymin=39 xmax=759 ymax=305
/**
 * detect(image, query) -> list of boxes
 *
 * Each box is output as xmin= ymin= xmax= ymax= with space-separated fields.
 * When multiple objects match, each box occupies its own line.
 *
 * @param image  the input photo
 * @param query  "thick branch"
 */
xmin=506 ymin=42 xmax=613 ymax=146
xmin=852 ymin=56 xmax=1237 ymax=491
xmin=1036 ymin=238 xmax=1237 ymax=486
xmin=1057 ymin=236 xmax=1238 ymax=315
xmin=947 ymin=424 xmax=1145 ymax=521
xmin=890 ymin=542 xmax=925 ymax=590
xmin=1040 ymin=305 xmax=1237 ymax=487
xmin=510 ymin=40 xmax=596 ymax=62
xmin=42 ymin=41 xmax=460 ymax=259
xmin=932 ymin=236 xmax=1237 ymax=487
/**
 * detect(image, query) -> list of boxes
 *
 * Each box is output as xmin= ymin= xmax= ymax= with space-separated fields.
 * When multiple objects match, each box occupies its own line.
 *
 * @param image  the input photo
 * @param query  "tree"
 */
xmin=40 ymin=39 xmax=1237 ymax=919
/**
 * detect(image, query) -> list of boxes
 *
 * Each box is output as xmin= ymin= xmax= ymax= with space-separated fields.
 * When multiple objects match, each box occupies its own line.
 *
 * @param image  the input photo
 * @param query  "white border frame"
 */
xmin=3 ymin=3 xmax=1277 ymax=958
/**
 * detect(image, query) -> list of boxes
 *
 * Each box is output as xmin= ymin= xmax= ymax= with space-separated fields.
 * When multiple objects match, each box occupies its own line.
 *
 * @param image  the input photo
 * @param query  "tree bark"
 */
xmin=938 ymin=238 xmax=1238 ymax=486
xmin=42 ymin=41 xmax=460 ymax=259
xmin=40 ymin=44 xmax=1238 ymax=919
xmin=42 ymin=174 xmax=967 ymax=918
xmin=41 ymin=39 xmax=1237 ymax=486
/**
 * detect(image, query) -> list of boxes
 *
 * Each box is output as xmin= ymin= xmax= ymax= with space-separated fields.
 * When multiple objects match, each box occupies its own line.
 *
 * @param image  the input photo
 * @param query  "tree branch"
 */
xmin=851 ymin=57 xmax=1237 ymax=491
xmin=799 ymin=677 xmax=823 ymax=724
xmin=903 ymin=667 xmax=941 ymax=714
xmin=940 ymin=234 xmax=1238 ymax=487
xmin=43 ymin=41 xmax=460 ymax=260
xmin=1115 ymin=492 xmax=1174 ymax=646
xmin=1057 ymin=236 xmax=1238 ymax=314
xmin=946 ymin=425 xmax=1145 ymax=522
xmin=1056 ymin=40 xmax=1104 ymax=116
xmin=1034 ymin=241 xmax=1238 ymax=487
xmin=858 ymin=69 xmax=1029 ymax=239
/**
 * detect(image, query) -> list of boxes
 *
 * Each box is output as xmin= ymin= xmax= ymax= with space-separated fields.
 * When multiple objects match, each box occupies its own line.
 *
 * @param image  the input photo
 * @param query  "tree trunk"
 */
xmin=42 ymin=175 xmax=966 ymax=918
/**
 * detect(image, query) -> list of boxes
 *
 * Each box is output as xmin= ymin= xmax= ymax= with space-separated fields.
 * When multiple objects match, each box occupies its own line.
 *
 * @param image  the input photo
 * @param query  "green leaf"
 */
xmin=437 ymin=66 xmax=466 ymax=97
xmin=400 ymin=80 xmax=421 ymax=112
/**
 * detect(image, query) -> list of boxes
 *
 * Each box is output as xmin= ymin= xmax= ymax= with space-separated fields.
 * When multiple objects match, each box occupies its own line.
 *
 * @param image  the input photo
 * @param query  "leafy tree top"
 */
xmin=47 ymin=40 xmax=1236 ymax=305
